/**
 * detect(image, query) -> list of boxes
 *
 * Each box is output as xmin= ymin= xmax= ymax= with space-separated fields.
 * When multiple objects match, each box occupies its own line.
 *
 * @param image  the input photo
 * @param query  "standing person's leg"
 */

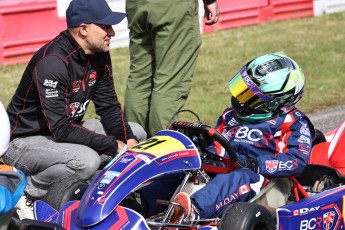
xmin=124 ymin=0 xmax=155 ymax=136
xmin=148 ymin=0 xmax=202 ymax=137
xmin=3 ymin=136 xmax=101 ymax=199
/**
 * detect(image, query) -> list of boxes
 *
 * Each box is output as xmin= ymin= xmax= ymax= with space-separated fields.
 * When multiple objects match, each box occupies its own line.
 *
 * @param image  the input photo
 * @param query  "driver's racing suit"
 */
xmin=132 ymin=106 xmax=315 ymax=218
xmin=190 ymin=107 xmax=315 ymax=218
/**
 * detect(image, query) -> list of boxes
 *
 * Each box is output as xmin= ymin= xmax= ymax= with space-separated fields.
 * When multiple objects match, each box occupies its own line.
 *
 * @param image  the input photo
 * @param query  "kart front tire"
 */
xmin=219 ymin=202 xmax=275 ymax=230
xmin=43 ymin=177 xmax=89 ymax=210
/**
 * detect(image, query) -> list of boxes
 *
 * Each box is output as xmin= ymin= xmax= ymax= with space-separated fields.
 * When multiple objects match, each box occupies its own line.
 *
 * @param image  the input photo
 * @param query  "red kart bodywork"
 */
xmin=309 ymin=120 xmax=345 ymax=177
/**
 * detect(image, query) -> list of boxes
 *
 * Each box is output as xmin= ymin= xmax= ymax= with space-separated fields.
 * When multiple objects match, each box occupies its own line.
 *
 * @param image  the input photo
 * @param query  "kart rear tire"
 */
xmin=43 ymin=177 xmax=88 ymax=210
xmin=219 ymin=202 xmax=275 ymax=230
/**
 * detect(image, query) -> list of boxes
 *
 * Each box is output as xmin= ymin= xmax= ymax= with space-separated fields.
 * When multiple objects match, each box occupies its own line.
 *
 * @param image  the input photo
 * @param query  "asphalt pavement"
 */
xmin=307 ymin=104 xmax=345 ymax=134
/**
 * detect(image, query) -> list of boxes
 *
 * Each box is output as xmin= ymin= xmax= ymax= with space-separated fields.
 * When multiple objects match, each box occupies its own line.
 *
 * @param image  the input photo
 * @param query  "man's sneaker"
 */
xmin=172 ymin=192 xmax=199 ymax=224
xmin=15 ymin=192 xmax=35 ymax=220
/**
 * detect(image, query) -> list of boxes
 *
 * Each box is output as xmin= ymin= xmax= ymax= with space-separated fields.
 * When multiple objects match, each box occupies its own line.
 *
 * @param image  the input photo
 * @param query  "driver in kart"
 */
xmin=121 ymin=52 xmax=316 ymax=221
xmin=171 ymin=52 xmax=316 ymax=221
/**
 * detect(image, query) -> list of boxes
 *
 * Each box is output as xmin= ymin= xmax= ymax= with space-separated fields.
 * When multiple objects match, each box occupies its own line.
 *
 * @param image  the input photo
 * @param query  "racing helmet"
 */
xmin=228 ymin=52 xmax=305 ymax=123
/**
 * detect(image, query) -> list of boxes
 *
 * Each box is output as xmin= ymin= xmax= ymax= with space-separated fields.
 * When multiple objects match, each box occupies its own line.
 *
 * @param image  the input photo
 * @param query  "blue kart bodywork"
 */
xmin=276 ymin=120 xmax=345 ymax=230
xmin=35 ymin=129 xmax=201 ymax=229
xmin=277 ymin=186 xmax=345 ymax=230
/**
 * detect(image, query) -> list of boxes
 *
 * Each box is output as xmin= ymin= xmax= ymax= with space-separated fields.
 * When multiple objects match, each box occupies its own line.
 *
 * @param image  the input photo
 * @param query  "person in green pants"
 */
xmin=124 ymin=0 xmax=220 ymax=137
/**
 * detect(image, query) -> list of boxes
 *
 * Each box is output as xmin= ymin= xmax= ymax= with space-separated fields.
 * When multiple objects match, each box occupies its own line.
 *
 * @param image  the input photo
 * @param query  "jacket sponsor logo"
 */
xmin=265 ymin=160 xmax=278 ymax=173
xmin=45 ymin=89 xmax=58 ymax=98
xmin=88 ymin=72 xmax=97 ymax=86
xmin=215 ymin=191 xmax=239 ymax=210
xmin=294 ymin=111 xmax=302 ymax=117
xmin=72 ymin=80 xmax=81 ymax=93
xmin=43 ymin=79 xmax=58 ymax=88
xmin=231 ymin=126 xmax=272 ymax=148
xmin=226 ymin=127 xmax=241 ymax=138
xmin=69 ymin=99 xmax=90 ymax=117
xmin=298 ymin=135 xmax=311 ymax=145
xmin=69 ymin=102 xmax=80 ymax=117
xmin=227 ymin=118 xmax=239 ymax=126
xmin=238 ymin=184 xmax=250 ymax=195
xmin=235 ymin=127 xmax=262 ymax=142
xmin=278 ymin=159 xmax=298 ymax=171
xmin=266 ymin=119 xmax=277 ymax=125
xmin=298 ymin=143 xmax=310 ymax=155
xmin=265 ymin=159 xmax=298 ymax=173
xmin=299 ymin=121 xmax=311 ymax=136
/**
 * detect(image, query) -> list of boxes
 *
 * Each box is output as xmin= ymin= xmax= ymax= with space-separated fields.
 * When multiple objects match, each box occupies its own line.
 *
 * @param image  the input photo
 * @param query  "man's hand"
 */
xmin=116 ymin=140 xmax=126 ymax=153
xmin=127 ymin=138 xmax=138 ymax=149
xmin=204 ymin=1 xmax=220 ymax=25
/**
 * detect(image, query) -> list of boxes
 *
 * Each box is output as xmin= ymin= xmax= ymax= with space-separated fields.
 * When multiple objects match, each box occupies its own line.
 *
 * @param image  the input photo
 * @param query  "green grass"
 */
xmin=1 ymin=12 xmax=345 ymax=126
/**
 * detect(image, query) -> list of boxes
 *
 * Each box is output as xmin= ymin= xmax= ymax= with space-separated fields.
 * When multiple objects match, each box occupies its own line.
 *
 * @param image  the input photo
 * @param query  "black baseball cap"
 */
xmin=66 ymin=0 xmax=127 ymax=28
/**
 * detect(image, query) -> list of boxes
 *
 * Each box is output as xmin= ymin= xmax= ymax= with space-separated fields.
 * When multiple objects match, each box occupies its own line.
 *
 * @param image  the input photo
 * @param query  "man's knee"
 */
xmin=75 ymin=156 xmax=101 ymax=180
xmin=83 ymin=118 xmax=147 ymax=142
xmin=82 ymin=118 xmax=106 ymax=135
xmin=129 ymin=122 xmax=147 ymax=142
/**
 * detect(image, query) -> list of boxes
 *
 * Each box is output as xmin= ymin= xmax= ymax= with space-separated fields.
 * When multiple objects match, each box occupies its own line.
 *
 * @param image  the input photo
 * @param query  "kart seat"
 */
xmin=249 ymin=176 xmax=309 ymax=218
xmin=308 ymin=120 xmax=345 ymax=177
xmin=249 ymin=178 xmax=292 ymax=217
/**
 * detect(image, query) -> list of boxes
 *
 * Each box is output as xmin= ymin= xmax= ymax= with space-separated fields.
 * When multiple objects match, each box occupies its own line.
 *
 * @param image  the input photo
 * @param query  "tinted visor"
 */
xmin=228 ymin=66 xmax=273 ymax=110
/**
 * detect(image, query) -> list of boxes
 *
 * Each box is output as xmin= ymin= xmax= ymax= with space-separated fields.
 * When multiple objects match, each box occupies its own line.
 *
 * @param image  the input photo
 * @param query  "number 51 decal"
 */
xmin=132 ymin=138 xmax=167 ymax=151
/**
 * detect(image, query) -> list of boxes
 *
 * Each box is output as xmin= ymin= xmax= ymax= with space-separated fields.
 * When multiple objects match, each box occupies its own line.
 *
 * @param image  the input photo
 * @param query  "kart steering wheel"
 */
xmin=170 ymin=121 xmax=238 ymax=173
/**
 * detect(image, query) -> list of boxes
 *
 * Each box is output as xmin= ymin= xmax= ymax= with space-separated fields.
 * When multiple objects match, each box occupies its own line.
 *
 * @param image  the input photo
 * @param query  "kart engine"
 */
xmin=307 ymin=175 xmax=342 ymax=194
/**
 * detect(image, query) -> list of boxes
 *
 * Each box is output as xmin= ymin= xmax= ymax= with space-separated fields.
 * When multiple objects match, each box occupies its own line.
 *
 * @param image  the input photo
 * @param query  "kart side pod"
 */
xmin=276 ymin=185 xmax=345 ymax=230
xmin=308 ymin=120 xmax=345 ymax=177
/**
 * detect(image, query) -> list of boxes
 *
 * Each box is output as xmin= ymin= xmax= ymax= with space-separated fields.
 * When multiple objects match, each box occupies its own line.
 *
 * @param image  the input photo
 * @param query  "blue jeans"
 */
xmin=3 ymin=119 xmax=146 ymax=199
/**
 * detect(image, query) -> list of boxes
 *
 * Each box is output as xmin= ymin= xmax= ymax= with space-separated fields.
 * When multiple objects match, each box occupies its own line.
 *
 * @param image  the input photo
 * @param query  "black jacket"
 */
xmin=7 ymin=30 xmax=135 ymax=155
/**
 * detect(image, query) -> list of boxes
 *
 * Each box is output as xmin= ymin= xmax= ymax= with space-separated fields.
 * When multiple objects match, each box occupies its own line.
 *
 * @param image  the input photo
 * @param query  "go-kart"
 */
xmin=10 ymin=119 xmax=345 ymax=230
xmin=29 ymin=121 xmax=238 ymax=230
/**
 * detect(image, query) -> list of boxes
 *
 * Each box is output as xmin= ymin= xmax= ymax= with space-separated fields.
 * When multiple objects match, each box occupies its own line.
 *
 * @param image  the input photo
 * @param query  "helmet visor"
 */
xmin=228 ymin=66 xmax=273 ymax=110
